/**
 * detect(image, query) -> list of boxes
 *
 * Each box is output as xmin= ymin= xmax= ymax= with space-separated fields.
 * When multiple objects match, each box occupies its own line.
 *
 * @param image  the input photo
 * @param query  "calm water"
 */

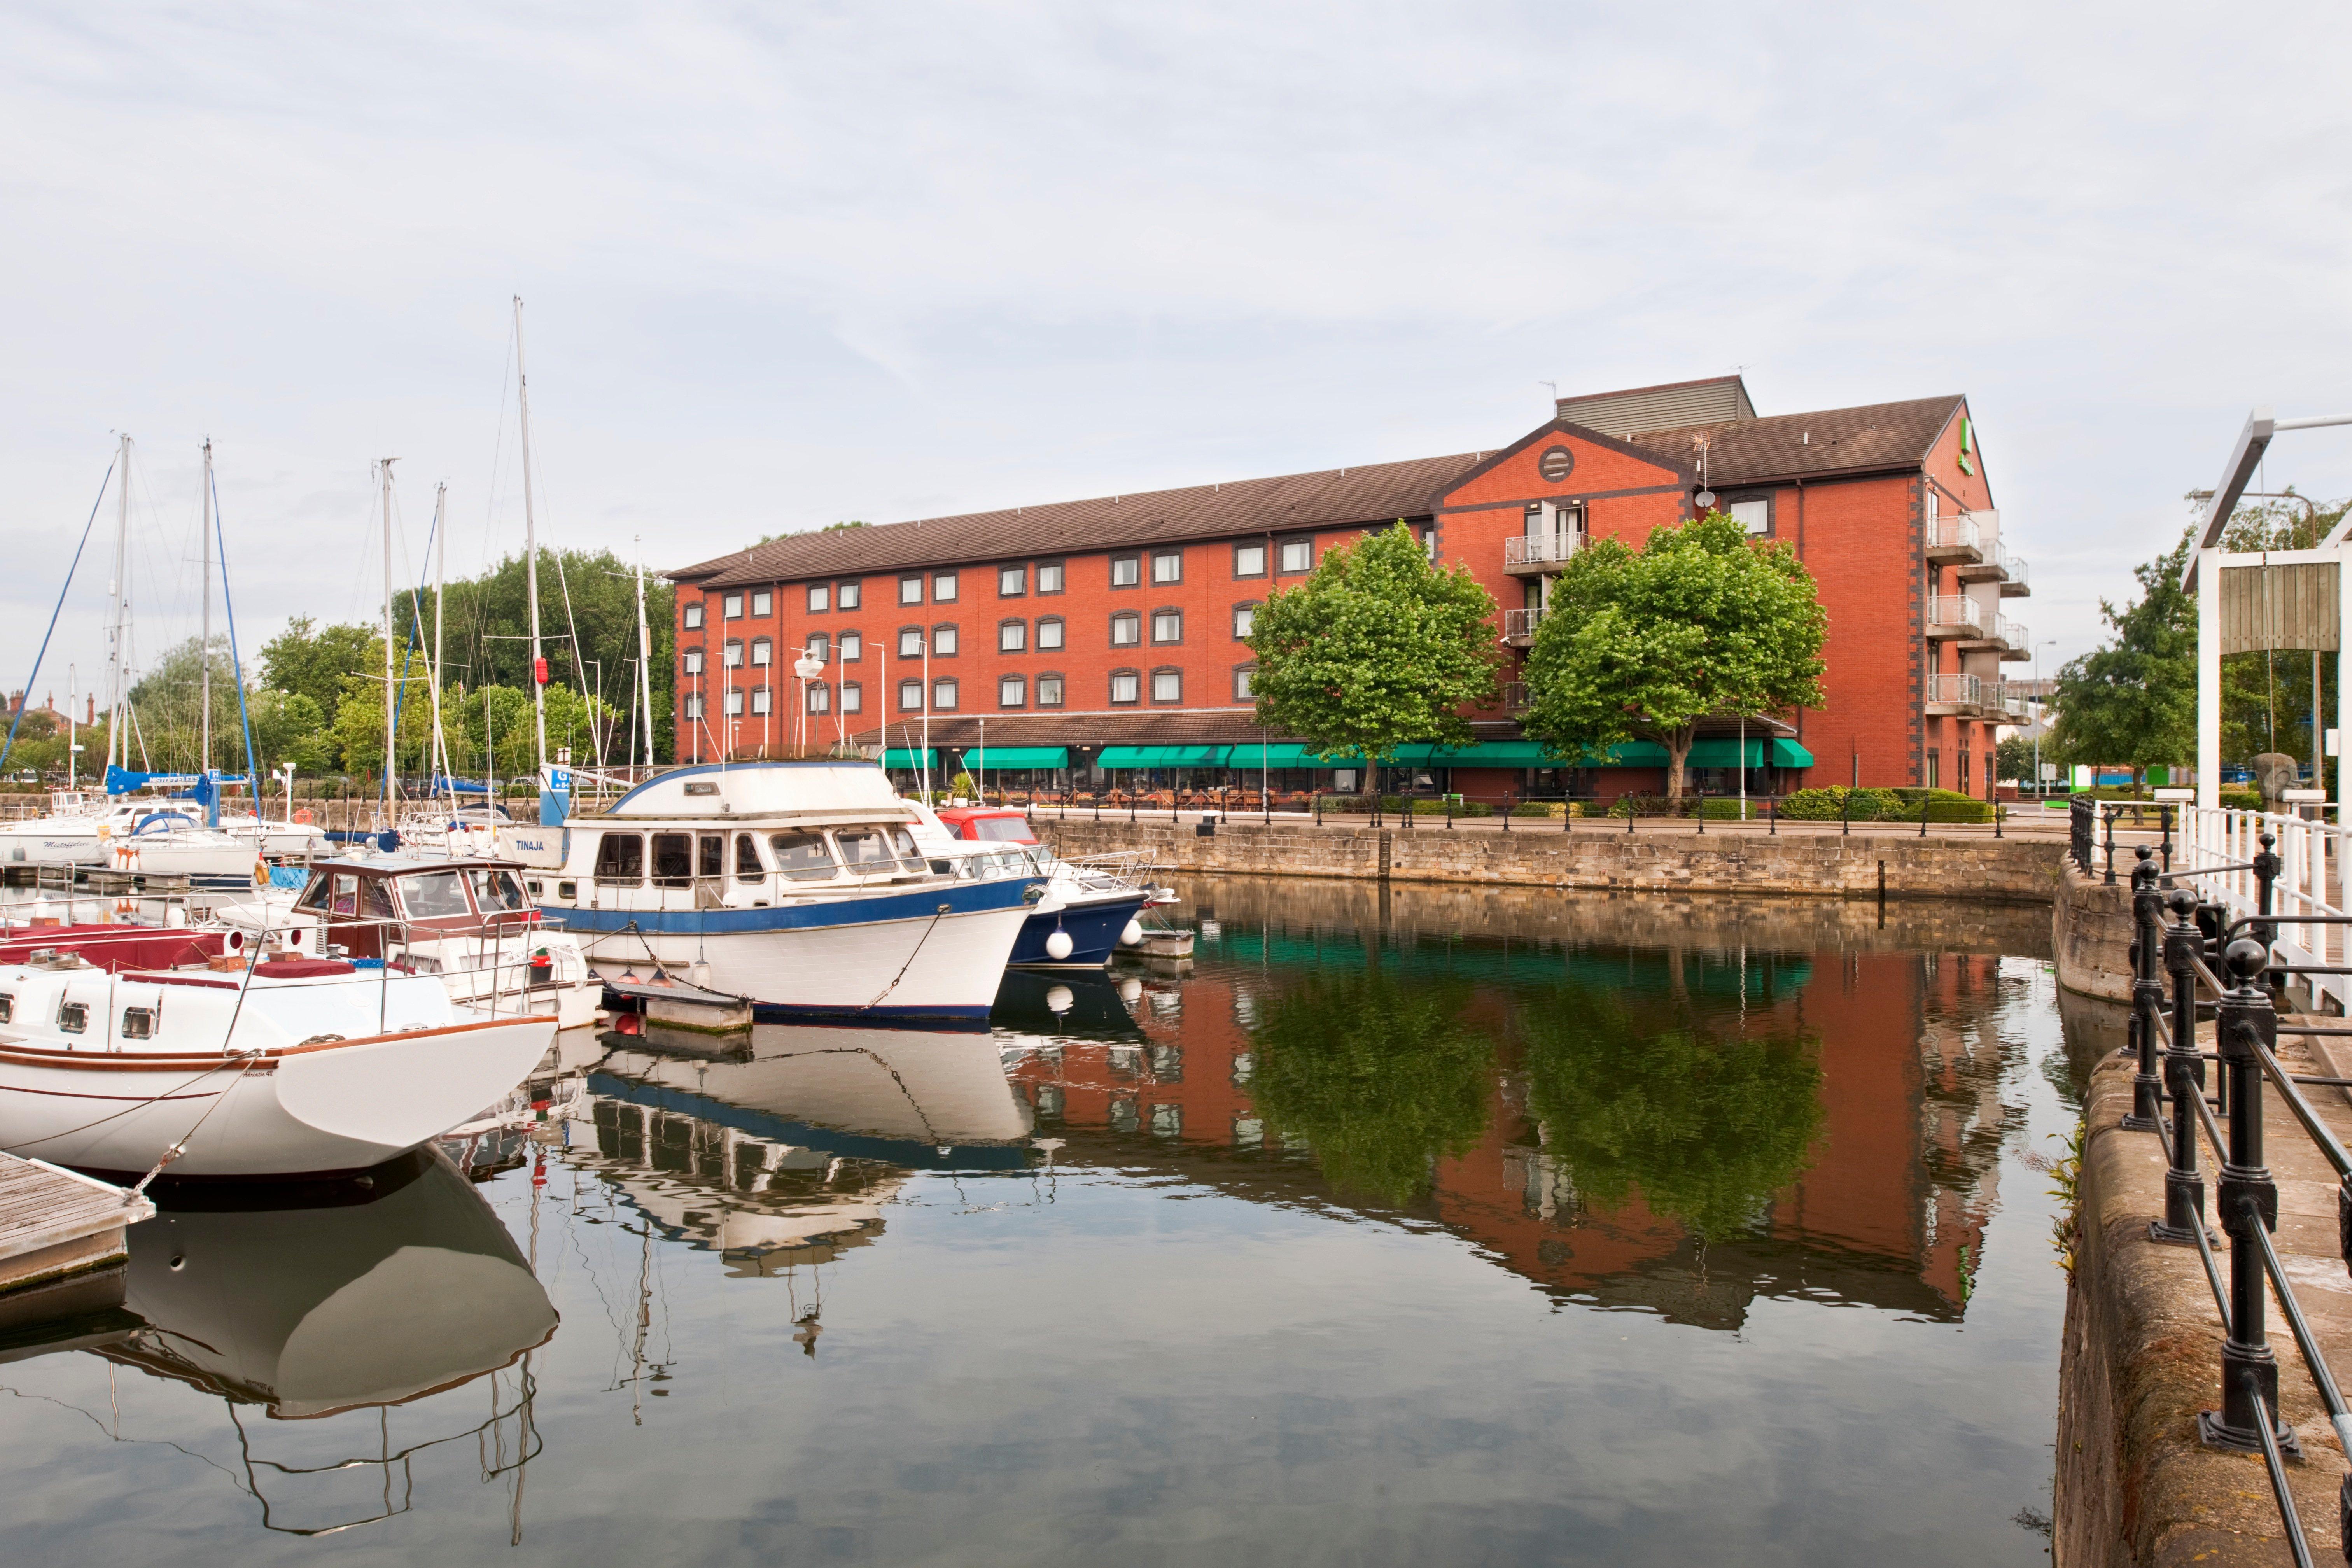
xmin=0 ymin=879 xmax=2086 ymax=1566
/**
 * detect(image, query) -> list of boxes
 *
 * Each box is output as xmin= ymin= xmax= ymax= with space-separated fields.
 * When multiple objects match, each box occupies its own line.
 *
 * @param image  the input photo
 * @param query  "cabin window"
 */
xmin=735 ymin=833 xmax=764 ymax=882
xmin=835 ymin=828 xmax=910 ymax=872
xmin=767 ymin=830 xmax=837 ymax=881
xmin=699 ymin=835 xmax=724 ymax=879
xmin=649 ymin=833 xmax=694 ymax=887
xmin=57 ymin=1001 xmax=87 ymax=1034
xmin=121 ymin=1006 xmax=155 ymax=1040
xmin=363 ymin=880 xmax=396 ymax=921
xmin=969 ymin=816 xmax=1034 ymax=843
xmin=0 ymin=994 xmax=10 ymax=1024
xmin=296 ymin=876 xmax=333 ymax=912
xmin=556 ymin=881 xmax=577 ymax=901
xmin=594 ymin=833 xmax=645 ymax=885
xmin=401 ymin=871 xmax=472 ymax=919
xmin=329 ymin=873 xmax=360 ymax=915
xmin=470 ymin=868 xmax=528 ymax=912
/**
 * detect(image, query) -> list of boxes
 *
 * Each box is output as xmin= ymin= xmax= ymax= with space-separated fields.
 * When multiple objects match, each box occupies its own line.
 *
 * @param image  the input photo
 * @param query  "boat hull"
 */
xmin=1010 ymin=891 xmax=1150 ymax=968
xmin=0 ymin=1017 xmax=557 ymax=1178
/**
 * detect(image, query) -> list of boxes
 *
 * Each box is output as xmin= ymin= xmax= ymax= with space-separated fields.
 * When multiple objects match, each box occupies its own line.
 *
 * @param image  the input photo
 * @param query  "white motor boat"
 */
xmin=212 ymin=854 xmax=603 ymax=1030
xmin=908 ymin=803 xmax=1157 ymax=967
xmin=0 ymin=953 xmax=556 ymax=1178
xmin=520 ymin=762 xmax=1043 ymax=1026
xmin=0 ymin=791 xmax=316 ymax=872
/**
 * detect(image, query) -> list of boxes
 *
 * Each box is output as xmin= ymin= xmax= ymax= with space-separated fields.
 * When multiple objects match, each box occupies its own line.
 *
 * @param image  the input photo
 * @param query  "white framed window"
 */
xmin=1037 ymin=673 xmax=1064 ymax=707
xmin=1234 ymin=542 xmax=1266 ymax=578
xmin=751 ymin=686 xmax=773 ymax=715
xmin=839 ymin=630 xmax=862 ymax=662
xmin=807 ymin=584 xmax=830 ymax=612
xmin=900 ymin=575 xmax=924 ymax=606
xmin=1729 ymin=498 xmax=1771 ymax=535
xmin=685 ymin=692 xmax=704 ymax=718
xmin=751 ymin=637 xmax=773 ymax=667
xmin=898 ymin=679 xmax=923 ymax=711
xmin=838 ymin=580 xmax=863 ymax=610
xmin=723 ymin=593 xmax=744 ymax=619
xmin=807 ymin=683 xmax=831 ymax=714
xmin=1278 ymin=539 xmax=1313 ymax=573
xmin=899 ymin=626 xmax=923 ymax=658
xmin=684 ymin=602 xmax=705 ymax=630
xmin=1037 ymin=617 xmax=1064 ymax=651
xmin=1233 ymin=603 xmax=1256 ymax=638
xmin=805 ymin=632 xmax=829 ymax=665
xmin=999 ymin=565 xmax=1026 ymax=597
xmin=1110 ymin=612 xmax=1140 ymax=647
xmin=1234 ymin=666 xmax=1255 ymax=700
xmin=999 ymin=675 xmax=1025 ymax=707
xmin=1000 ymin=620 xmax=1026 ymax=653
xmin=723 ymin=640 xmax=743 ymax=668
xmin=1037 ymin=561 xmax=1065 ymax=594
xmin=932 ymin=623 xmax=959 ymax=656
xmin=683 ymin=649 xmax=704 ymax=675
xmin=932 ymin=678 xmax=958 ymax=710
xmin=1109 ymin=671 xmax=1139 ymax=704
xmin=932 ymin=571 xmax=958 ymax=603
xmin=842 ymin=681 xmax=862 ymax=713
xmin=752 ymin=590 xmax=773 ymax=616
xmin=1111 ymin=554 xmax=1140 ymax=588
xmin=1152 ymin=669 xmax=1181 ymax=703
xmin=724 ymin=688 xmax=744 ymax=716
xmin=1151 ymin=609 xmax=1181 ymax=644
xmin=1152 ymin=550 xmax=1182 ymax=584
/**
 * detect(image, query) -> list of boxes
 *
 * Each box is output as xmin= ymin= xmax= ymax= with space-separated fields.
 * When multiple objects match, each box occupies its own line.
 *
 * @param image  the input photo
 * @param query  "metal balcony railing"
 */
xmin=1996 ymin=615 xmax=2028 ymax=651
xmin=1925 ymin=673 xmax=1984 ymax=711
xmin=1926 ymin=514 xmax=1982 ymax=560
xmin=1502 ymin=608 xmax=1545 ymax=643
xmin=2000 ymin=546 xmax=2030 ymax=596
xmin=1500 ymin=681 xmax=1530 ymax=713
xmin=1503 ymin=532 xmax=1582 ymax=571
xmin=1925 ymin=595 xmax=1984 ymax=635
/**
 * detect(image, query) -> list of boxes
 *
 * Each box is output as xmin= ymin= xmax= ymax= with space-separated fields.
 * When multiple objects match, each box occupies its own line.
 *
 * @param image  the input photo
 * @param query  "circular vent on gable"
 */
xmin=1538 ymin=445 xmax=1575 ymax=483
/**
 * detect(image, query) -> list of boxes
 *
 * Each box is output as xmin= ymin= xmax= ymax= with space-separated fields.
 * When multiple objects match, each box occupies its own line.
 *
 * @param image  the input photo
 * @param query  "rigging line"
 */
xmin=209 ymin=466 xmax=261 ymax=786
xmin=0 ymin=455 xmax=116 ymax=773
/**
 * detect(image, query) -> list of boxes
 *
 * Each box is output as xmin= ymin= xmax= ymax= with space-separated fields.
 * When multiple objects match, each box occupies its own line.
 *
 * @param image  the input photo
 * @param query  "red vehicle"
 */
xmin=933 ymin=807 xmax=1040 ymax=845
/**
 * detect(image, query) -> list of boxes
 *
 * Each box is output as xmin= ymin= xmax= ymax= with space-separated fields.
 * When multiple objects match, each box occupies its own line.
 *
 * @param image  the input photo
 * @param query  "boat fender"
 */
xmin=1120 ymin=919 xmax=1144 ymax=948
xmin=1044 ymin=929 xmax=1075 ymax=961
xmin=1046 ymin=984 xmax=1075 ymax=1013
xmin=252 ymin=858 xmax=269 ymax=888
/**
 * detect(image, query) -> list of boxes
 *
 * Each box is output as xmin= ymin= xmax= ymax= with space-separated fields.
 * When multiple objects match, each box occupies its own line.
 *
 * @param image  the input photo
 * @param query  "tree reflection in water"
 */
xmin=1519 ymin=986 xmax=1825 ymax=1241
xmin=1248 ymin=971 xmax=1496 ymax=1206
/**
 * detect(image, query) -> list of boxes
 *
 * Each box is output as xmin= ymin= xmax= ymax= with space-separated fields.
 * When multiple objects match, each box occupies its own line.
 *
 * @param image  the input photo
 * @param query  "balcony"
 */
xmin=1997 ymin=617 xmax=2030 ymax=661
xmin=1925 ymin=514 xmax=1983 ymax=565
xmin=1954 ymin=536 xmax=2005 ymax=583
xmin=1987 ymin=683 xmax=2032 ymax=724
xmin=1924 ymin=673 xmax=1985 ymax=715
xmin=1998 ymin=548 xmax=2030 ymax=597
xmin=1500 ymin=681 xmax=1531 ymax=714
xmin=1503 ymin=532 xmax=1583 ymax=575
xmin=1925 ymin=595 xmax=1983 ymax=639
xmin=1502 ymin=607 xmax=1545 ymax=646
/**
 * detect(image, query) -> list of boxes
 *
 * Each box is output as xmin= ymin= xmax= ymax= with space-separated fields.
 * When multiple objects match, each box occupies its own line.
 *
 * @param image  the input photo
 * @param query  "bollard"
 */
xmin=1503 ymin=793 xmax=1512 ymax=831
xmin=2123 ymin=848 xmax=2164 ymax=1131
xmin=1627 ymin=800 xmax=1636 ymax=835
xmin=1842 ymin=786 xmax=1852 ymax=837
xmin=1314 ymin=791 xmax=1322 ymax=828
xmin=1920 ymin=791 xmax=1931 ymax=838
xmin=1562 ymin=796 xmax=1570 ymax=833
xmin=1698 ymin=798 xmax=1707 ymax=833
xmin=2202 ymin=936 xmax=2296 ymax=1454
xmin=1994 ymin=798 xmax=2003 ymax=839
xmin=1769 ymin=797 xmax=1777 ymax=836
xmin=1446 ymin=794 xmax=1453 ymax=829
xmin=2151 ymin=889 xmax=2212 ymax=1245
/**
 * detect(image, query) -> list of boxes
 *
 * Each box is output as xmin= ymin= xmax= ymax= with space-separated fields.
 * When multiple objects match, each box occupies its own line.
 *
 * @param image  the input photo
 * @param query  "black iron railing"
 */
xmin=2125 ymin=836 xmax=2352 ymax=1564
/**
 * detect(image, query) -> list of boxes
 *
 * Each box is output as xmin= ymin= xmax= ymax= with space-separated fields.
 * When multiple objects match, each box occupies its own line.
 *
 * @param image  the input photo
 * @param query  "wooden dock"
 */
xmin=0 ymin=1153 xmax=152 ymax=1303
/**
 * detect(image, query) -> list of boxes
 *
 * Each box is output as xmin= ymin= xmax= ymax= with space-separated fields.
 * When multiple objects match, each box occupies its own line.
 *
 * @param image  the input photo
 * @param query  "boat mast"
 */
xmin=514 ymin=295 xmax=548 ymax=774
xmin=432 ymin=481 xmax=449 ymax=808
xmin=107 ymin=433 xmax=131 ymax=774
xmin=634 ymin=537 xmax=654 ymax=771
xmin=199 ymin=438 xmax=213 ymax=793
xmin=380 ymin=457 xmax=398 ymax=828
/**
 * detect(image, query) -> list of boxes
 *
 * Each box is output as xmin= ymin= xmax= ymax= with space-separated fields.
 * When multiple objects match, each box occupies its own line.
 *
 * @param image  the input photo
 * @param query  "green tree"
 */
xmin=2045 ymin=532 xmax=2196 ymax=785
xmin=259 ymin=616 xmax=376 ymax=725
xmin=1245 ymin=522 xmax=1502 ymax=764
xmin=449 ymin=683 xmax=620 ymax=782
xmin=1520 ymin=987 xmax=1824 ymax=1241
xmin=1995 ymin=733 xmax=2035 ymax=784
xmin=1520 ymin=513 xmax=1827 ymax=799
xmin=1247 ymin=971 xmax=1497 ymax=1206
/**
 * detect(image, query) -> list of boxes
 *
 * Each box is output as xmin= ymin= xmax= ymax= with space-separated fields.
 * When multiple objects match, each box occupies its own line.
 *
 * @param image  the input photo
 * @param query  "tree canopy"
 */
xmin=1520 ymin=513 xmax=1826 ymax=798
xmin=2044 ymin=532 xmax=2195 ymax=782
xmin=1245 ymin=522 xmax=1502 ymax=763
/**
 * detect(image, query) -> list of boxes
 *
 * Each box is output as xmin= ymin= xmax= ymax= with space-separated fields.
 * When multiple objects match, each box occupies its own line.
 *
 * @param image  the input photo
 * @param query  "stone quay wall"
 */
xmin=1034 ymin=817 xmax=2069 ymax=904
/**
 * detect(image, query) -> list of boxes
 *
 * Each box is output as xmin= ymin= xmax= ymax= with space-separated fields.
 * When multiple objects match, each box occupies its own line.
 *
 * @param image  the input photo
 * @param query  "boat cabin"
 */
xmin=933 ymin=807 xmax=1038 ymax=846
xmin=290 ymin=856 xmax=540 ymax=960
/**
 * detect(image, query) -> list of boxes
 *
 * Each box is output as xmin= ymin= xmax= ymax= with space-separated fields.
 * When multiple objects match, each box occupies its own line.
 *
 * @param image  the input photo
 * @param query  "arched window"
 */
xmin=723 ymin=639 xmax=743 ymax=668
xmin=1036 ymin=616 xmax=1065 ymax=651
xmin=999 ymin=620 xmax=1027 ymax=653
xmin=999 ymin=674 xmax=1026 ymax=708
xmin=1151 ymin=608 xmax=1182 ymax=644
xmin=751 ymin=637 xmax=773 ymax=667
xmin=931 ymin=623 xmax=959 ymax=656
xmin=1036 ymin=672 xmax=1065 ymax=707
xmin=1109 ymin=670 xmax=1140 ymax=705
xmin=1151 ymin=668 xmax=1181 ymax=703
xmin=1110 ymin=612 xmax=1141 ymax=647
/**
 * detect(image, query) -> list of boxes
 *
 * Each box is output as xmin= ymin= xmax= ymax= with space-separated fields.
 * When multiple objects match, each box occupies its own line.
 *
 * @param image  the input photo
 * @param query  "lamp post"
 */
xmin=793 ymin=649 xmax=823 ymax=755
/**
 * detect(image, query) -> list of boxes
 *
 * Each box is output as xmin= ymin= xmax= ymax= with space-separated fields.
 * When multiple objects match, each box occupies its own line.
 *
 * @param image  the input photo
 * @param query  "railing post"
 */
xmin=1769 ymin=796 xmax=1778 ymax=836
xmin=2123 ymin=848 xmax=2164 ymax=1132
xmin=1919 ymin=790 xmax=1930 ymax=838
xmin=2104 ymin=805 xmax=2119 ymax=885
xmin=2202 ymin=937 xmax=2296 ymax=1455
xmin=1503 ymin=793 xmax=1512 ymax=832
xmin=1842 ymin=786 xmax=1852 ymax=838
xmin=1562 ymin=796 xmax=1570 ymax=833
xmin=2160 ymin=805 xmax=2174 ymax=875
xmin=2152 ymin=889 xmax=2213 ymax=1246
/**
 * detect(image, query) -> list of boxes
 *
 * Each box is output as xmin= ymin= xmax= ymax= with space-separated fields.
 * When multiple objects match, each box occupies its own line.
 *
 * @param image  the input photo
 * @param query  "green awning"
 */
xmin=1770 ymin=739 xmax=1815 ymax=768
xmin=1412 ymin=741 xmax=1563 ymax=768
xmin=1686 ymin=738 xmax=1765 ymax=768
xmin=1232 ymin=742 xmax=1365 ymax=769
xmin=1096 ymin=745 xmax=1232 ymax=768
xmin=881 ymin=748 xmax=937 ymax=769
xmin=1584 ymin=742 xmax=1670 ymax=768
xmin=959 ymin=746 xmax=1069 ymax=769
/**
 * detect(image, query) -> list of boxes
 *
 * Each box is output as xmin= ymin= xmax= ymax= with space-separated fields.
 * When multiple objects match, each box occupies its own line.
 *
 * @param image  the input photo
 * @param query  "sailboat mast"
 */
xmin=108 ymin=433 xmax=131 ymax=773
xmin=634 ymin=537 xmax=654 ymax=770
xmin=380 ymin=458 xmax=397 ymax=826
xmin=199 ymin=439 xmax=213 ymax=785
xmin=514 ymin=295 xmax=549 ymax=773
xmin=431 ymin=482 xmax=448 ymax=807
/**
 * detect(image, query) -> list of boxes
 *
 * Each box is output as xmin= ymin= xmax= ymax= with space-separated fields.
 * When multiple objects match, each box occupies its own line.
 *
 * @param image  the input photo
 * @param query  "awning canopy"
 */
xmin=1230 ymin=742 xmax=1363 ymax=769
xmin=959 ymin=746 xmax=1069 ymax=770
xmin=1685 ymin=738 xmax=1764 ymax=768
xmin=1097 ymin=745 xmax=1231 ymax=768
xmin=881 ymin=748 xmax=937 ymax=770
xmin=1770 ymin=738 xmax=1815 ymax=768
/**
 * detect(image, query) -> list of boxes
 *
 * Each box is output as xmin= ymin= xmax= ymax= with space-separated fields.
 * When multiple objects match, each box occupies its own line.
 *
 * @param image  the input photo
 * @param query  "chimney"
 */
xmin=86 ymin=695 xmax=95 ymax=725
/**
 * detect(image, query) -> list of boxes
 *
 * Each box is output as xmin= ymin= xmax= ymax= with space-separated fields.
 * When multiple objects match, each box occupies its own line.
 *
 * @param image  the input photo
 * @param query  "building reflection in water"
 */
xmin=996 ymin=881 xmax=2042 ymax=1331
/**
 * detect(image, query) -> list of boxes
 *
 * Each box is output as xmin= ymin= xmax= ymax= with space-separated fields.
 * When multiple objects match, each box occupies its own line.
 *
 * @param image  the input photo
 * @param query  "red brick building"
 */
xmin=667 ymin=376 xmax=2028 ymax=800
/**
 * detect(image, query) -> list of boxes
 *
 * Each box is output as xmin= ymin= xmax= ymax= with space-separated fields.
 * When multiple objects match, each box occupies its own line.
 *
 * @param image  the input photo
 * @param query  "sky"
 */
xmin=4 ymin=1 xmax=2350 ymax=710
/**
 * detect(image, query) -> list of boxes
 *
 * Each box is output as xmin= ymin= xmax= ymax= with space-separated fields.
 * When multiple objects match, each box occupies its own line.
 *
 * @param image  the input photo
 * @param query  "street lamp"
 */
xmin=793 ymin=648 xmax=824 ymax=754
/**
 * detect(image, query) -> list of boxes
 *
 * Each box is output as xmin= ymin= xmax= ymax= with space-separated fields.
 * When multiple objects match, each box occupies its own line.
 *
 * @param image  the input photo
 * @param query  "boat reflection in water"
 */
xmin=99 ymin=1150 xmax=558 ymax=1536
xmin=565 ymin=1023 xmax=1036 ymax=1281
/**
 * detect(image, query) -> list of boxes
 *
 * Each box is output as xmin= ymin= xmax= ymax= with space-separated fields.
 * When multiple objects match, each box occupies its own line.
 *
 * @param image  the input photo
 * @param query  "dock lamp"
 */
xmin=793 ymin=651 xmax=824 ymax=754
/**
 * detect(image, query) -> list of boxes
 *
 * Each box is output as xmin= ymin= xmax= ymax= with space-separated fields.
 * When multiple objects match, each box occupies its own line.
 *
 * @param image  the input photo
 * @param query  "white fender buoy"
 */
xmin=688 ymin=959 xmax=714 ymax=989
xmin=164 ymin=905 xmax=187 ymax=929
xmin=1118 ymin=977 xmax=1143 ymax=1004
xmin=1119 ymin=919 xmax=1144 ymax=948
xmin=1045 ymin=984 xmax=1074 ymax=1015
xmin=1044 ymin=928 xmax=1075 ymax=961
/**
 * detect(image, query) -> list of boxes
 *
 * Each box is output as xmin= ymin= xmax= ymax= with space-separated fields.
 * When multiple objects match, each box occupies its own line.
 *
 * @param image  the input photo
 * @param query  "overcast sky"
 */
xmin=4 ymin=1 xmax=2349 ymax=708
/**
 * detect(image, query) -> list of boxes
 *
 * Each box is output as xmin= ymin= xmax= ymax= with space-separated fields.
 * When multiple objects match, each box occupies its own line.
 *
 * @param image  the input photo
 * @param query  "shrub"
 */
xmin=1697 ymin=798 xmax=1764 ymax=820
xmin=1776 ymin=786 xmax=1900 ymax=821
xmin=1880 ymin=788 xmax=1995 ymax=824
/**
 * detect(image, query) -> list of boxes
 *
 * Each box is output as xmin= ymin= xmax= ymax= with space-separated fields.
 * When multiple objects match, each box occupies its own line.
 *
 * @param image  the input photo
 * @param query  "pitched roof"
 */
xmin=1624 ymin=396 xmax=1964 ymax=486
xmin=672 ymin=453 xmax=1483 ymax=587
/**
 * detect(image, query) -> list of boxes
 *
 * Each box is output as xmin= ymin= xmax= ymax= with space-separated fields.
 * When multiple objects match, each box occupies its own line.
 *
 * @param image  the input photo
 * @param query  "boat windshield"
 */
xmin=400 ymin=871 xmax=473 ymax=919
xmin=469 ymin=868 xmax=530 ymax=913
xmin=767 ymin=830 xmax=837 ymax=882
xmin=835 ymin=827 xmax=917 ymax=875
xmin=966 ymin=816 xmax=1036 ymax=843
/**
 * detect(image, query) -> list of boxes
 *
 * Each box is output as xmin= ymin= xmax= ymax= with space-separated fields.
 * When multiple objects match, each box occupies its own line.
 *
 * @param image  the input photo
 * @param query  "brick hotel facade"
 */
xmin=667 ymin=376 xmax=2030 ymax=800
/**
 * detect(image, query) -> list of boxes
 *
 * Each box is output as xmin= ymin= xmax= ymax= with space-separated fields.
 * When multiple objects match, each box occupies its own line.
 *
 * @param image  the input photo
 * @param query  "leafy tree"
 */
xmin=1519 ymin=986 xmax=1824 ymax=1241
xmin=450 ymin=683 xmax=620 ymax=782
xmin=1247 ymin=970 xmax=1497 ymax=1206
xmin=2045 ymin=532 xmax=2195 ymax=784
xmin=1995 ymin=733 xmax=2035 ymax=784
xmin=1521 ymin=513 xmax=1827 ymax=799
xmin=259 ymin=617 xmax=376 ymax=725
xmin=1246 ymin=522 xmax=1502 ymax=763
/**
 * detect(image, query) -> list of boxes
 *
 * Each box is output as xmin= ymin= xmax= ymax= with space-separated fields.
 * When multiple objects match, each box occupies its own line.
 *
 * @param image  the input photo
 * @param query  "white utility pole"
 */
xmin=380 ymin=458 xmax=399 ymax=828
xmin=198 ymin=439 xmax=213 ymax=793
